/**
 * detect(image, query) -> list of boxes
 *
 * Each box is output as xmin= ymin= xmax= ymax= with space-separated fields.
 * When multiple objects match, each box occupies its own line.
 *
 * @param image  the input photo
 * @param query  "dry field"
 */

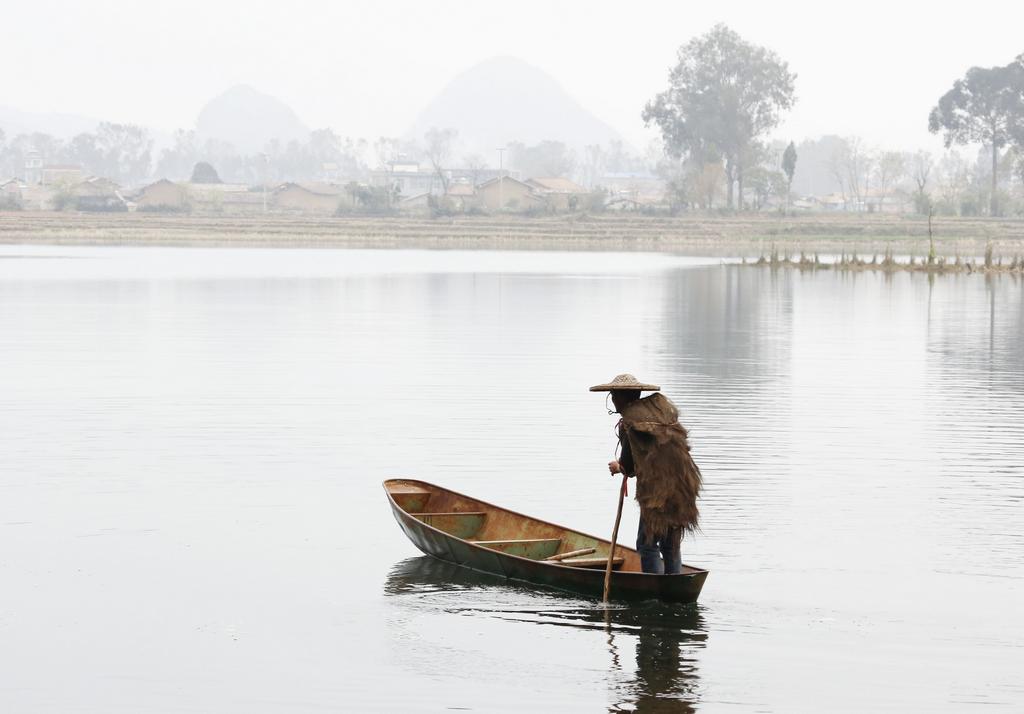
xmin=3 ymin=211 xmax=1024 ymax=257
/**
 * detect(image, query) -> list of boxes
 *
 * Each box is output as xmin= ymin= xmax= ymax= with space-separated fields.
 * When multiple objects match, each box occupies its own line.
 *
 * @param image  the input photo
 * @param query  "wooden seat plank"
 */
xmin=556 ymin=556 xmax=625 ymax=569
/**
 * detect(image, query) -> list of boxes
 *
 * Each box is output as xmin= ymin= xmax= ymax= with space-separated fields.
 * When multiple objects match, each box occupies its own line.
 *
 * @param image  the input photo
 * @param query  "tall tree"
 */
xmin=64 ymin=132 xmax=105 ymax=176
xmin=642 ymin=24 xmax=796 ymax=210
xmin=929 ymin=58 xmax=1024 ymax=216
xmin=782 ymin=141 xmax=797 ymax=211
xmin=424 ymin=127 xmax=457 ymax=193
xmin=507 ymin=140 xmax=576 ymax=179
xmin=156 ymin=130 xmax=201 ymax=180
xmin=28 ymin=132 xmax=65 ymax=165
xmin=688 ymin=161 xmax=726 ymax=209
xmin=96 ymin=123 xmax=152 ymax=186
xmin=1010 ymin=53 xmax=1024 ymax=187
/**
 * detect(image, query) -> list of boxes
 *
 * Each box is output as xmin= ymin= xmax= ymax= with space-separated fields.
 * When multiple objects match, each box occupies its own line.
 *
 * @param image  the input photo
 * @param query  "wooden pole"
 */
xmin=602 ymin=474 xmax=628 ymax=604
xmin=544 ymin=547 xmax=597 ymax=562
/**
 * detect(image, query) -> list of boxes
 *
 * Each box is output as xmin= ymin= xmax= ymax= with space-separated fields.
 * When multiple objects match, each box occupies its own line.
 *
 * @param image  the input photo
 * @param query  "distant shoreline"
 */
xmin=3 ymin=212 xmax=1024 ymax=258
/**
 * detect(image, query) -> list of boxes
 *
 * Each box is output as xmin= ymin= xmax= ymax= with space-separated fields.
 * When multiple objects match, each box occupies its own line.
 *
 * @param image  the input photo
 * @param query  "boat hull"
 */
xmin=385 ymin=480 xmax=708 ymax=604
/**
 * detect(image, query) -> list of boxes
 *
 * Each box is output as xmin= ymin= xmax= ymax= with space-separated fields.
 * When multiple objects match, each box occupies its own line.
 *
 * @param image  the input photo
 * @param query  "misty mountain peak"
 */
xmin=408 ymin=56 xmax=624 ymax=158
xmin=196 ymin=84 xmax=309 ymax=154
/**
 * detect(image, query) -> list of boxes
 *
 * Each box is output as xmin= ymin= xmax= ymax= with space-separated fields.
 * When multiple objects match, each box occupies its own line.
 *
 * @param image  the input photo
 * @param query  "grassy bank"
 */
xmin=3 ymin=211 xmax=1024 ymax=257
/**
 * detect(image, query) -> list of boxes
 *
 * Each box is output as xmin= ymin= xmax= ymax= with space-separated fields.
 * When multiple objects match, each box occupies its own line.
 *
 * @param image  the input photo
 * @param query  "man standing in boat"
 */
xmin=591 ymin=374 xmax=702 ymax=575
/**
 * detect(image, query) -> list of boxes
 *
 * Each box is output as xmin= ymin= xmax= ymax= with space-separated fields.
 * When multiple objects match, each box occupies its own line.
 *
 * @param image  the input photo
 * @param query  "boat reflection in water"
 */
xmin=384 ymin=556 xmax=707 ymax=713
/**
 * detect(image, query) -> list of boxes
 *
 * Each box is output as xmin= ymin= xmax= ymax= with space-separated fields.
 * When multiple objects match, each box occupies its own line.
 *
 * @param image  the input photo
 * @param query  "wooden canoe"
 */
xmin=384 ymin=479 xmax=708 ymax=603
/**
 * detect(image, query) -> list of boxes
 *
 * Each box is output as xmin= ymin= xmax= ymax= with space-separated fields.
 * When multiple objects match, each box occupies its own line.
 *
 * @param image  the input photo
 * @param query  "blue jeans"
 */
xmin=637 ymin=519 xmax=682 ymax=575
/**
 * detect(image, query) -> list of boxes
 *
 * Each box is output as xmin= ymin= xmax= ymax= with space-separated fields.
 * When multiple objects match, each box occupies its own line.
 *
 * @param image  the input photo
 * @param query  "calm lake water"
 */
xmin=1 ymin=244 xmax=1022 ymax=713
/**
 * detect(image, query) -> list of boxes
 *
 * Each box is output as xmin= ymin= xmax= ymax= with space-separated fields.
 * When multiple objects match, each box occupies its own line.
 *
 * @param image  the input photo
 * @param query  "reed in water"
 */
xmin=746 ymin=242 xmax=1024 ymax=276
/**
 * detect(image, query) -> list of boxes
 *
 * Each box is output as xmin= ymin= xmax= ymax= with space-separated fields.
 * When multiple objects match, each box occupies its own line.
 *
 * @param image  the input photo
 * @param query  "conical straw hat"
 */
xmin=589 ymin=373 xmax=660 ymax=392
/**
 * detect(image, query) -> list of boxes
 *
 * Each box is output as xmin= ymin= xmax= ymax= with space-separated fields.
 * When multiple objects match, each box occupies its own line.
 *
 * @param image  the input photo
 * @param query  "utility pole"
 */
xmin=496 ymin=147 xmax=506 ymax=213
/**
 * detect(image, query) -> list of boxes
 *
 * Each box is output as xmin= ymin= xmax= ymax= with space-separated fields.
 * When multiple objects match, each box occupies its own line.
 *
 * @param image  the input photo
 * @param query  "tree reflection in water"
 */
xmin=383 ymin=557 xmax=707 ymax=712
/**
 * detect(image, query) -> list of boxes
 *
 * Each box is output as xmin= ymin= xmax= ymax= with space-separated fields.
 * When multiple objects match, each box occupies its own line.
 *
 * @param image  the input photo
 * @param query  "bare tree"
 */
xmin=828 ymin=149 xmax=848 ymax=203
xmin=424 ymin=127 xmax=457 ymax=194
xmin=908 ymin=150 xmax=933 ymax=213
xmin=462 ymin=154 xmax=488 ymax=187
xmin=874 ymin=151 xmax=905 ymax=213
xmin=830 ymin=137 xmax=873 ymax=210
xmin=936 ymin=150 xmax=972 ymax=214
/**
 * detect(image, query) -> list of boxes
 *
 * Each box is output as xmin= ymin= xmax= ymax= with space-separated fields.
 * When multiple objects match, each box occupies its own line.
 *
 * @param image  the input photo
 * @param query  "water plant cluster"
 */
xmin=747 ymin=243 xmax=1024 ymax=275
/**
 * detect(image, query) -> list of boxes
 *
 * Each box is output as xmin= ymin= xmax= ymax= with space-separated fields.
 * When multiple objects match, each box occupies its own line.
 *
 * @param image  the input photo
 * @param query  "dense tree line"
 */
xmin=0 ymin=124 xmax=370 ymax=188
xmin=642 ymin=25 xmax=1024 ymax=216
xmin=4 ymin=28 xmax=1024 ymax=216
xmin=0 ymin=123 xmax=152 ymax=186
xmin=155 ymin=128 xmax=368 ymax=185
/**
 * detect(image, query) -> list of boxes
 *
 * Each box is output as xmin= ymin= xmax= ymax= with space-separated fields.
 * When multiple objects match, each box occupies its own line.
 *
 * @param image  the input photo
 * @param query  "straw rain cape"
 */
xmin=619 ymin=393 xmax=702 ymax=538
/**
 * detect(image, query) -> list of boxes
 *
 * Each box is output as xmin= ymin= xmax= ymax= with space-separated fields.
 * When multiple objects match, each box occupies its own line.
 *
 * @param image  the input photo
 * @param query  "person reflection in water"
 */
xmin=607 ymin=605 xmax=706 ymax=714
xmin=591 ymin=374 xmax=702 ymax=575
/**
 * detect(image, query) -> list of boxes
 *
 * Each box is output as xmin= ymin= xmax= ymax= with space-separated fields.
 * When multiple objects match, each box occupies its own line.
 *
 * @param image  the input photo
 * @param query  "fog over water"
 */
xmin=1 ymin=246 xmax=1021 ymax=711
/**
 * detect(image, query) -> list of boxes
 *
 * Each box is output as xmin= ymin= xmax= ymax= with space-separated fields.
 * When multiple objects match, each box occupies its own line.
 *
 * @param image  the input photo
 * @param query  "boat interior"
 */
xmin=386 ymin=478 xmax=645 ymax=572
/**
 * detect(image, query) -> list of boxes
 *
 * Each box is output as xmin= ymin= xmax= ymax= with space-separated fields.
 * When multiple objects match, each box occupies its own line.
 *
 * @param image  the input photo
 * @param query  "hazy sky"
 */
xmin=4 ymin=0 xmax=1023 ymax=155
